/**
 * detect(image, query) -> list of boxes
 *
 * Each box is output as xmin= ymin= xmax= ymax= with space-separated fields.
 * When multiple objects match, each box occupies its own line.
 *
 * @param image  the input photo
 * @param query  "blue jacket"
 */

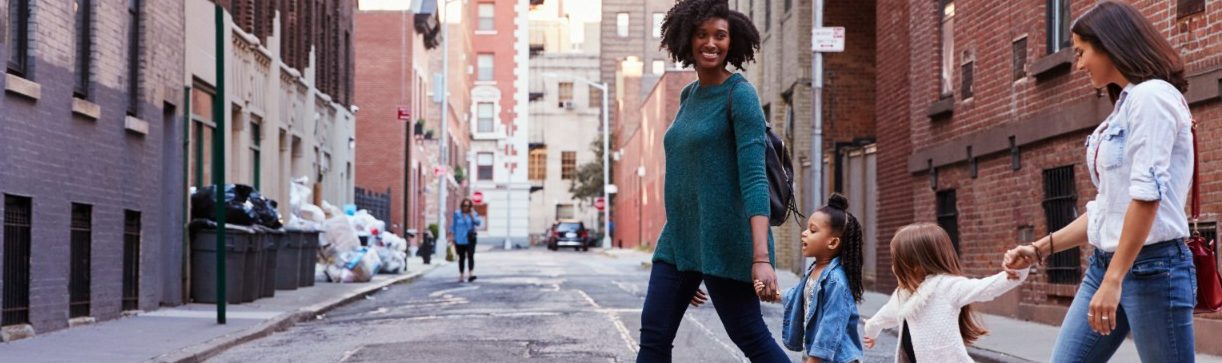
xmin=780 ymin=257 xmax=863 ymax=362
xmin=449 ymin=211 xmax=482 ymax=245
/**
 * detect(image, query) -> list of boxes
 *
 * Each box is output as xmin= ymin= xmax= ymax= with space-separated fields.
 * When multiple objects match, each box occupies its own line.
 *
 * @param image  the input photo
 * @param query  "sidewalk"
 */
xmin=0 ymin=257 xmax=443 ymax=363
xmin=602 ymin=248 xmax=1222 ymax=362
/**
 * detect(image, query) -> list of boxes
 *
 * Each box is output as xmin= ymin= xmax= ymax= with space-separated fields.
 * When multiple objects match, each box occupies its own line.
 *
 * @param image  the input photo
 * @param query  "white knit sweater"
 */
xmin=863 ymin=269 xmax=1029 ymax=363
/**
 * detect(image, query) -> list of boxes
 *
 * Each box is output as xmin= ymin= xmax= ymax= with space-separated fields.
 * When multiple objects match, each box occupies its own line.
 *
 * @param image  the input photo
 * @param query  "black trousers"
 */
xmin=455 ymin=243 xmax=476 ymax=272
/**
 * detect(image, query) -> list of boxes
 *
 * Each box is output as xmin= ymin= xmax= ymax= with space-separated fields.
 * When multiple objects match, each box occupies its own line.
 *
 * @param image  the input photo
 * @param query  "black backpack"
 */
xmin=683 ymin=80 xmax=801 ymax=226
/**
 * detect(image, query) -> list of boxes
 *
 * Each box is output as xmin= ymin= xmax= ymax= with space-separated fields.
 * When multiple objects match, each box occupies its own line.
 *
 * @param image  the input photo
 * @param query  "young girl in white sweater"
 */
xmin=863 ymin=223 xmax=1028 ymax=362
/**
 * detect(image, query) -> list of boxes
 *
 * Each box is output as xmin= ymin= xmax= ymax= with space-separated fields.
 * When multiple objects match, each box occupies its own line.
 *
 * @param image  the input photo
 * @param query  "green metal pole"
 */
xmin=183 ymin=86 xmax=191 ymax=304
xmin=214 ymin=2 xmax=227 ymax=325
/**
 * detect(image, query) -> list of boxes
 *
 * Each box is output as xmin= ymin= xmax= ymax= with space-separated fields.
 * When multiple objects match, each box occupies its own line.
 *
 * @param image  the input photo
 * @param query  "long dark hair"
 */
xmin=1071 ymin=0 xmax=1187 ymax=103
xmin=819 ymin=193 xmax=864 ymax=303
xmin=658 ymin=0 xmax=760 ymax=71
xmin=890 ymin=223 xmax=988 ymax=345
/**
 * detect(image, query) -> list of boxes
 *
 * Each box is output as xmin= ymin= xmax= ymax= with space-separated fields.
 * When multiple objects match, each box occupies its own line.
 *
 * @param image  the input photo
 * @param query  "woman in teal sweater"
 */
xmin=637 ymin=1 xmax=786 ymax=362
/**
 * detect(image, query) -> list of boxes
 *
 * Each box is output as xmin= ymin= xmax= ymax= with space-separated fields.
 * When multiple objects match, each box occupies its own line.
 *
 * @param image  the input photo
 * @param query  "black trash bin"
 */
xmin=298 ymin=229 xmax=320 ymax=287
xmin=255 ymin=226 xmax=280 ymax=298
xmin=190 ymin=221 xmax=253 ymax=304
xmin=244 ymin=230 xmax=263 ymax=302
xmin=276 ymin=228 xmax=302 ymax=290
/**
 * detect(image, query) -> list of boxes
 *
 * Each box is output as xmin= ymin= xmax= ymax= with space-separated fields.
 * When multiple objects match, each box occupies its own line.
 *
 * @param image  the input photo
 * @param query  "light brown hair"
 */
xmin=890 ymin=223 xmax=988 ymax=345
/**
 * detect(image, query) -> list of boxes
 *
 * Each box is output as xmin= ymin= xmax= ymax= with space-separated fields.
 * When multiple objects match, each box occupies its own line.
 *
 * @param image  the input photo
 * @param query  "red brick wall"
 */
xmin=354 ymin=11 xmax=416 ymax=233
xmin=614 ymin=71 xmax=696 ymax=249
xmin=873 ymin=0 xmax=912 ymax=293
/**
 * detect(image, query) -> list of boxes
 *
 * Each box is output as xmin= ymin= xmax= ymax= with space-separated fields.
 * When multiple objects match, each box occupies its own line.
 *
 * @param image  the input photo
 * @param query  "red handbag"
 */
xmin=1189 ymin=121 xmax=1222 ymax=313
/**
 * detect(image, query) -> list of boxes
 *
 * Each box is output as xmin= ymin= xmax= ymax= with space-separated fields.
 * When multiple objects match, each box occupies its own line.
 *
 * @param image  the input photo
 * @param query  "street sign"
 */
xmin=595 ymin=197 xmax=606 ymax=211
xmin=433 ymin=165 xmax=447 ymax=177
xmin=397 ymin=106 xmax=410 ymax=121
xmin=812 ymin=27 xmax=846 ymax=52
xmin=606 ymin=184 xmax=618 ymax=194
xmin=472 ymin=191 xmax=484 ymax=205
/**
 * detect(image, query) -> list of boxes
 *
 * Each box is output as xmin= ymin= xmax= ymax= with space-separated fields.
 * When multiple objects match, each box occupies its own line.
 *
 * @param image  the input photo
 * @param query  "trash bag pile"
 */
xmin=283 ymin=177 xmax=409 ymax=283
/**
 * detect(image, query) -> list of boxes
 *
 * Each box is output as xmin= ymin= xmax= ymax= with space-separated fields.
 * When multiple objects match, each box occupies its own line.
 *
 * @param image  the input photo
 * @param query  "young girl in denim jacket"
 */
xmin=777 ymin=193 xmax=866 ymax=363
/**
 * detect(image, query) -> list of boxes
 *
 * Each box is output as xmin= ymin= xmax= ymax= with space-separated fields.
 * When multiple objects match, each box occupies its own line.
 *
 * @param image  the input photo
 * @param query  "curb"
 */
xmin=152 ymin=262 xmax=445 ymax=363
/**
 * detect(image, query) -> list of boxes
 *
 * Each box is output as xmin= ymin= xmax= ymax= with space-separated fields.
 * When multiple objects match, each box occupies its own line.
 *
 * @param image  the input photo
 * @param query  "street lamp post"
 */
xmin=541 ymin=74 xmax=610 ymax=249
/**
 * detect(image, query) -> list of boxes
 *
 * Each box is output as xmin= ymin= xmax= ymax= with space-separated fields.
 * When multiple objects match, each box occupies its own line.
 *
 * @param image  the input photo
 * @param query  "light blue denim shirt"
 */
xmin=1084 ymin=79 xmax=1194 ymax=252
xmin=449 ymin=211 xmax=482 ymax=245
xmin=780 ymin=257 xmax=863 ymax=362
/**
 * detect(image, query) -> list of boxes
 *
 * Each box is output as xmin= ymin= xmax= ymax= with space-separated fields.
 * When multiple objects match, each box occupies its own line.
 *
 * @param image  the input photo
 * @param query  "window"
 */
xmin=556 ymin=204 xmax=575 ymax=220
xmin=1043 ymin=166 xmax=1081 ymax=284
xmin=7 ymin=0 xmax=30 ymax=77
xmin=1047 ymin=0 xmax=1070 ymax=54
xmin=558 ymin=82 xmax=573 ymax=107
xmin=477 ymin=53 xmax=493 ymax=81
xmin=617 ymin=13 xmax=629 ymax=38
xmin=961 ymin=60 xmax=974 ymax=99
xmin=1179 ymin=0 xmax=1206 ymax=19
xmin=652 ymin=13 xmax=664 ymax=39
xmin=477 ymin=102 xmax=494 ymax=133
xmin=478 ymin=3 xmax=494 ymax=31
xmin=190 ymin=85 xmax=215 ymax=188
xmin=69 ymin=204 xmax=92 ymax=318
xmin=122 ymin=211 xmax=141 ymax=311
xmin=3 ymin=195 xmax=32 ymax=326
xmin=127 ymin=0 xmax=142 ymax=116
xmin=561 ymin=151 xmax=577 ymax=180
xmin=1013 ymin=37 xmax=1028 ymax=80
xmin=652 ymin=60 xmax=665 ymax=75
xmin=939 ymin=0 xmax=955 ymax=97
xmin=251 ymin=118 xmax=262 ymax=190
xmin=477 ymin=152 xmax=494 ymax=180
xmin=529 ymin=149 xmax=547 ymax=180
xmin=589 ymin=87 xmax=602 ymax=109
xmin=74 ymin=0 xmax=93 ymax=98
xmin=936 ymin=190 xmax=960 ymax=254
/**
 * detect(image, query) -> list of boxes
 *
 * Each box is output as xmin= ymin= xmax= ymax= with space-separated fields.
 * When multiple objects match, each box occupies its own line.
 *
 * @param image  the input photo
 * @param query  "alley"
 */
xmin=209 ymin=247 xmax=897 ymax=363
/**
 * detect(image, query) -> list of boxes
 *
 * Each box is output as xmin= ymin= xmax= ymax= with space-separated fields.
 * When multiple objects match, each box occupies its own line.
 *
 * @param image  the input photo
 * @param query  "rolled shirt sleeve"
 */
xmin=1124 ymin=85 xmax=1187 ymax=202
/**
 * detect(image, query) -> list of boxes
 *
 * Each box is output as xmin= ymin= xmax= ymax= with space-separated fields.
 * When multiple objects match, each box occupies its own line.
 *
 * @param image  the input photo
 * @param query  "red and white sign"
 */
xmin=397 ymin=106 xmax=411 ymax=121
xmin=472 ymin=191 xmax=485 ymax=205
xmin=595 ymin=197 xmax=606 ymax=211
xmin=433 ymin=165 xmax=448 ymax=177
xmin=812 ymin=27 xmax=846 ymax=53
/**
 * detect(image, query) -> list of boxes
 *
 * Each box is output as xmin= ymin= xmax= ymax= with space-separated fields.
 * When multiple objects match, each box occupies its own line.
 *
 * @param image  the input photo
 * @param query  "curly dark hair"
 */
xmin=819 ymin=193 xmax=865 ymax=303
xmin=658 ymin=0 xmax=760 ymax=71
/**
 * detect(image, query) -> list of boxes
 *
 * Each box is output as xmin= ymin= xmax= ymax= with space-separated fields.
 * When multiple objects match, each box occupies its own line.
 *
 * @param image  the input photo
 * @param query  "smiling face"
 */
xmin=1072 ymin=33 xmax=1122 ymax=89
xmin=800 ymin=211 xmax=839 ymax=259
xmin=689 ymin=17 xmax=730 ymax=72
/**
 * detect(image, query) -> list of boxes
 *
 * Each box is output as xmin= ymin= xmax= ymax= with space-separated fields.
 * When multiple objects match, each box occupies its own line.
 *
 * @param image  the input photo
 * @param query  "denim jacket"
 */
xmin=781 ymin=257 xmax=863 ymax=362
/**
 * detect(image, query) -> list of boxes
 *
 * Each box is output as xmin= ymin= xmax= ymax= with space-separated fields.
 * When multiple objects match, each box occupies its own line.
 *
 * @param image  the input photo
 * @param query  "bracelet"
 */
xmin=1047 ymin=232 xmax=1055 ymax=259
xmin=752 ymin=260 xmax=771 ymax=265
xmin=1031 ymin=242 xmax=1044 ymax=262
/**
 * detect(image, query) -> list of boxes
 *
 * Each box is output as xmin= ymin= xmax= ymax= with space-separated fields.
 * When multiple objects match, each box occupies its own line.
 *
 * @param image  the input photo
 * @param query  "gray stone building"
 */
xmin=1 ymin=0 xmax=186 ymax=339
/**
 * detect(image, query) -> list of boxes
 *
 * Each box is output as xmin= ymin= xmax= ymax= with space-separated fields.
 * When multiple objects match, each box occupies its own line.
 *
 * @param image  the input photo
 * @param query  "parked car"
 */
xmin=547 ymin=220 xmax=591 ymax=251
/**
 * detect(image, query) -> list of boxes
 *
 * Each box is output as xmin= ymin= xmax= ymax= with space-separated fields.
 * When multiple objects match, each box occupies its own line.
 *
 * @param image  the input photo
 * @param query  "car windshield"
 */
xmin=556 ymin=223 xmax=582 ymax=232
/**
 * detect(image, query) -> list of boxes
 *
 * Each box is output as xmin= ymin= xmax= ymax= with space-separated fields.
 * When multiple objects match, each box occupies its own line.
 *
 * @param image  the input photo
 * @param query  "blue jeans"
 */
xmin=1050 ymin=239 xmax=1198 ymax=363
xmin=637 ymin=262 xmax=788 ymax=363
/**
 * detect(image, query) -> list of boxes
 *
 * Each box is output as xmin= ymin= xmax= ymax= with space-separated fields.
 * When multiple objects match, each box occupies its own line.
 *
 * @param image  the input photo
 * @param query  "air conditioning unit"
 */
xmin=559 ymin=101 xmax=574 ymax=110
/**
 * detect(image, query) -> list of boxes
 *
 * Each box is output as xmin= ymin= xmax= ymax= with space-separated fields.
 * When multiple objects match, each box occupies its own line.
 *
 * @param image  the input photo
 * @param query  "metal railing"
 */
xmin=69 ymin=204 xmax=92 ymax=318
xmin=3 ymin=196 xmax=32 ymax=326
xmin=123 ymin=211 xmax=141 ymax=311
xmin=1043 ymin=166 xmax=1081 ymax=284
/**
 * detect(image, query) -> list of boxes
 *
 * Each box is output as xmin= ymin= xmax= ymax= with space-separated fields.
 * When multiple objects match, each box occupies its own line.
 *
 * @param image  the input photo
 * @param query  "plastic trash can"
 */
xmin=189 ymin=221 xmax=253 ymax=304
xmin=275 ymin=228 xmax=302 ymax=290
xmin=298 ymin=229 xmax=320 ymax=287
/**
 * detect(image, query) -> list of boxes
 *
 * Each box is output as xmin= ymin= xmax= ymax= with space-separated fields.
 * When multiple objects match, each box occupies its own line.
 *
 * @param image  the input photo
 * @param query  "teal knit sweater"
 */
xmin=652 ymin=73 xmax=775 ymax=283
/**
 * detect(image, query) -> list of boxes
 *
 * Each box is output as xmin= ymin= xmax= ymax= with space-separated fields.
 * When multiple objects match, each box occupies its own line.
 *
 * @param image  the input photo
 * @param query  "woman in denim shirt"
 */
xmin=778 ymin=194 xmax=865 ymax=363
xmin=1004 ymin=2 xmax=1197 ymax=362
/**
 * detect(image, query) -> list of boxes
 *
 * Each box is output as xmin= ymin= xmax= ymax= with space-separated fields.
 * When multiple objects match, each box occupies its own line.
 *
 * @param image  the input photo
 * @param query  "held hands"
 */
xmin=1003 ymin=245 xmax=1039 ymax=280
xmin=863 ymin=337 xmax=876 ymax=349
xmin=753 ymin=280 xmax=781 ymax=302
xmin=752 ymin=263 xmax=780 ymax=303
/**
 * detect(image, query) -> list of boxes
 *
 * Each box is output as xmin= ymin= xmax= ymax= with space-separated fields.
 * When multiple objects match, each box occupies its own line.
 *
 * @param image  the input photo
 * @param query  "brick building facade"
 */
xmin=1 ymin=0 xmax=185 ymax=338
xmin=877 ymin=0 xmax=1222 ymax=354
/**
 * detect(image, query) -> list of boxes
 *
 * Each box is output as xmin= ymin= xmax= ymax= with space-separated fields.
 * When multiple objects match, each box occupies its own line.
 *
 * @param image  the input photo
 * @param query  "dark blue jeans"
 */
xmin=637 ymin=262 xmax=789 ymax=362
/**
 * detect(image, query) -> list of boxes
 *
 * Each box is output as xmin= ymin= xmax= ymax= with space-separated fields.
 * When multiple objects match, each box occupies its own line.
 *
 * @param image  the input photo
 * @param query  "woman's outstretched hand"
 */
xmin=1003 ymin=245 xmax=1039 ymax=279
